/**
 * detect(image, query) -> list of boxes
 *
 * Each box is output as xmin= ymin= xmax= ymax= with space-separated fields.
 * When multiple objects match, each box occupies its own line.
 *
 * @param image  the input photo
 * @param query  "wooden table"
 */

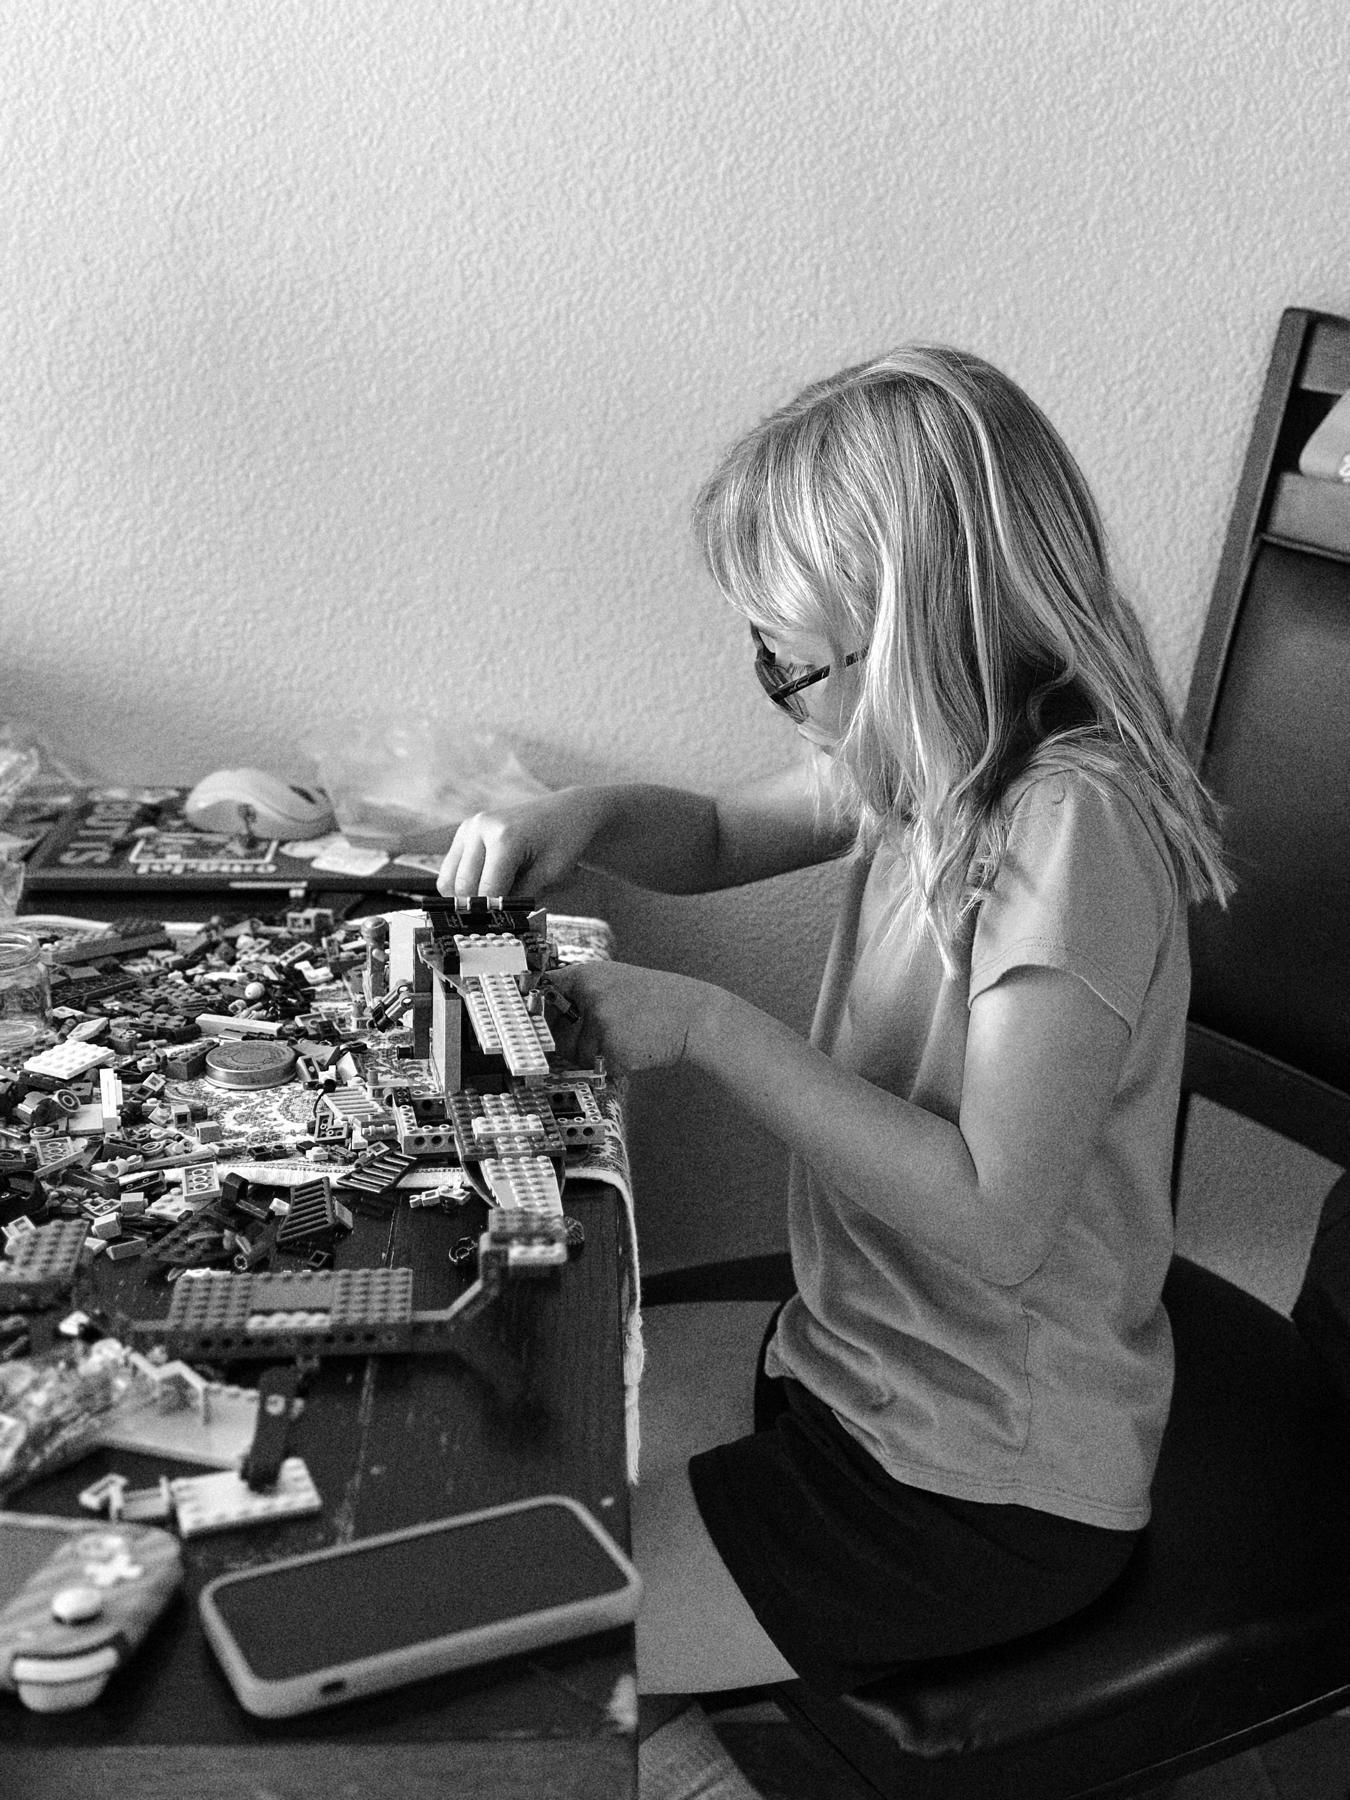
xmin=0 ymin=908 xmax=639 ymax=1797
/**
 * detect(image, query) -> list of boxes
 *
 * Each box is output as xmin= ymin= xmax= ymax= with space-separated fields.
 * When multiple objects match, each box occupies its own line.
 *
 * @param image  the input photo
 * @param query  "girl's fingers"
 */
xmin=453 ymin=833 xmax=488 ymax=897
xmin=479 ymin=835 xmax=530 ymax=899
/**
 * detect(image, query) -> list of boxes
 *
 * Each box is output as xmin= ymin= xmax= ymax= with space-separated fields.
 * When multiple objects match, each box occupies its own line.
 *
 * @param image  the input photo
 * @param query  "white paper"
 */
xmin=309 ymin=837 xmax=390 ymax=876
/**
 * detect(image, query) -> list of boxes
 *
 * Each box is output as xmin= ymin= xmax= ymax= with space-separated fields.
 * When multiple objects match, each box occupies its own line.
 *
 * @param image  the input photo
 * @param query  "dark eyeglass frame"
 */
xmin=750 ymin=625 xmax=867 ymax=722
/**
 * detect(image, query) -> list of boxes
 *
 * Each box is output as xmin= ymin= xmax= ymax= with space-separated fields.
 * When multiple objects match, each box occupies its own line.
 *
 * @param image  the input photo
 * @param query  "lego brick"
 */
xmin=23 ymin=1042 xmax=117 ymax=1082
xmin=67 ymin=1017 xmax=110 ymax=1043
xmin=47 ymin=924 xmax=171 ymax=964
xmin=194 ymin=1012 xmax=286 ymax=1039
xmin=327 ymin=1266 xmax=416 ymax=1327
xmin=481 ymin=1154 xmax=563 ymax=1218
xmin=143 ymin=1266 xmax=417 ymax=1360
xmin=450 ymin=933 xmax=529 ymax=977
xmin=429 ymin=976 xmax=462 ymax=1095
xmin=32 ymin=1135 xmax=90 ymax=1174
xmin=448 ymin=1089 xmax=565 ymax=1163
xmin=546 ymin=1081 xmax=605 ymax=1148
xmin=63 ymin=971 xmax=139 ymax=1006
xmin=334 ymin=1149 xmax=418 ymax=1203
xmin=163 ymin=1042 xmax=211 ymax=1080
xmin=99 ymin=1067 xmax=123 ymax=1133
xmin=119 ymin=1477 xmax=174 ymax=1521
xmin=529 ymin=1005 xmax=556 ymax=1053
xmin=461 ymin=983 xmax=502 ymax=1055
xmin=482 ymin=1203 xmax=568 ymax=1273
xmin=275 ymin=1178 xmax=353 ymax=1253
xmin=308 ymin=1106 xmax=348 ymax=1144
xmin=478 ymin=975 xmax=551 ymax=1079
xmin=171 ymin=1457 xmax=322 ymax=1537
xmin=391 ymin=1103 xmax=456 ymax=1158
xmin=423 ymin=894 xmax=540 ymax=939
xmin=164 ymin=1270 xmax=257 ymax=1337
xmin=0 ymin=1219 xmax=90 ymax=1308
xmin=319 ymin=1086 xmax=392 ymax=1128
xmin=145 ymin=1208 xmax=230 ymax=1270
xmin=410 ymin=991 xmax=432 ymax=1060
xmin=180 ymin=1162 xmax=222 ymax=1202
xmin=386 ymin=911 xmax=430 ymax=991
xmin=243 ymin=1270 xmax=339 ymax=1313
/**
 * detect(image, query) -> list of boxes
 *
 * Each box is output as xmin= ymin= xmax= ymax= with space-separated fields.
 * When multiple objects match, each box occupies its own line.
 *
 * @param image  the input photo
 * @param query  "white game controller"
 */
xmin=0 ymin=1513 xmax=182 ymax=1712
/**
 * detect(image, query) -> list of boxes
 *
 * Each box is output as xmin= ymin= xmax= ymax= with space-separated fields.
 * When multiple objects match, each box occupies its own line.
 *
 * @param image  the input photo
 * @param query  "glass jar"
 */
xmin=0 ymin=931 xmax=49 ymax=1055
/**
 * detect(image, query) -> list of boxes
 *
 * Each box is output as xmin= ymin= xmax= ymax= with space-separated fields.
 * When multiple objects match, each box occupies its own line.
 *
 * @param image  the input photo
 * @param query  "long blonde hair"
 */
xmin=694 ymin=344 xmax=1231 ymax=966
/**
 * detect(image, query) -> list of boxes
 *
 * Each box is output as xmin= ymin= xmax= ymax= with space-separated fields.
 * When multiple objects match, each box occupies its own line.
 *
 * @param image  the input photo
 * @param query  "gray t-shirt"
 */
xmin=764 ymin=767 xmax=1186 ymax=1529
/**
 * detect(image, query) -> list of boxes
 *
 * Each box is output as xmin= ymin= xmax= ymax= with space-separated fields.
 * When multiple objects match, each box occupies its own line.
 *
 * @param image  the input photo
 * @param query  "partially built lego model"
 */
xmin=118 ymin=897 xmax=607 ymax=1362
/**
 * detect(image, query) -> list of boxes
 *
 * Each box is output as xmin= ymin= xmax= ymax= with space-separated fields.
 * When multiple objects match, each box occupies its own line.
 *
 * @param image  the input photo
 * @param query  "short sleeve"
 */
xmin=969 ymin=770 xmax=1176 ymax=1033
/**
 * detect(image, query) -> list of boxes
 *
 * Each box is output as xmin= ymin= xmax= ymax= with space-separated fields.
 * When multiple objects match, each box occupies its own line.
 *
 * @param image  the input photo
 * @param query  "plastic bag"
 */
xmin=0 ymin=721 xmax=96 ymax=823
xmin=0 ymin=723 xmax=48 ymax=917
xmin=0 ymin=722 xmax=101 ymax=915
xmin=303 ymin=719 xmax=547 ymax=855
xmin=0 ymin=1339 xmax=132 ymax=1503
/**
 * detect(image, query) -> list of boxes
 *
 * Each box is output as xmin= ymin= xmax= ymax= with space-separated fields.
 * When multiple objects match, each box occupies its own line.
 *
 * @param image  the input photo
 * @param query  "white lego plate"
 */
xmin=98 ymin=1384 xmax=261 ymax=1470
xmin=24 ymin=1042 xmax=117 ymax=1081
xmin=171 ymin=1459 xmax=321 ymax=1537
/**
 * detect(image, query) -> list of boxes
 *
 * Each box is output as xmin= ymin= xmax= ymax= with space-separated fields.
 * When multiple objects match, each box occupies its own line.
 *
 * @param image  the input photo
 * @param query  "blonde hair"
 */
xmin=694 ymin=344 xmax=1231 ymax=967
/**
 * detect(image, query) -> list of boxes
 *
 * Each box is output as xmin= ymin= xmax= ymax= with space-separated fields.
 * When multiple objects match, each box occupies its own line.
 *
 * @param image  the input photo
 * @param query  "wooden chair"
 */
xmin=645 ymin=307 xmax=1350 ymax=1797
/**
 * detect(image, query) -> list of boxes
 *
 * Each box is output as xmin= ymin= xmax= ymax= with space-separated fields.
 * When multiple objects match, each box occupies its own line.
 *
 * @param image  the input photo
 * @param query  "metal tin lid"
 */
xmin=204 ymin=1041 xmax=297 ymax=1091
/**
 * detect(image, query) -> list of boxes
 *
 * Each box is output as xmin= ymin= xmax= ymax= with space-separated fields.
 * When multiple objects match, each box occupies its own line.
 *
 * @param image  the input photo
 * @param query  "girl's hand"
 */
xmin=437 ymin=789 xmax=612 ymax=898
xmin=547 ymin=961 xmax=719 ymax=1074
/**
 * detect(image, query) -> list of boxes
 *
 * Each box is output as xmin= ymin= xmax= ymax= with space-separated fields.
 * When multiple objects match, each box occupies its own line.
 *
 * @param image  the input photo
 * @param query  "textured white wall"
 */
xmin=5 ymin=0 xmax=1349 ymax=1266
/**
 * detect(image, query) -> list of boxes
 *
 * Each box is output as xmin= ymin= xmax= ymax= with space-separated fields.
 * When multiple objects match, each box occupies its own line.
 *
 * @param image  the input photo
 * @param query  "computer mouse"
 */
xmin=184 ymin=770 xmax=336 ymax=841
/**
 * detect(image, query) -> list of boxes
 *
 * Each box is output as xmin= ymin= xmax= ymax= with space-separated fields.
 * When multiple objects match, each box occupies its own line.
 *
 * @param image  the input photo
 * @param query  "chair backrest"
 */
xmin=1181 ymin=308 xmax=1350 ymax=1167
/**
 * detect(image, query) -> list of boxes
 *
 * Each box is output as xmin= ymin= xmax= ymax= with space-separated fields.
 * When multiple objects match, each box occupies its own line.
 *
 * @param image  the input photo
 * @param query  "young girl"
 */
xmin=438 ymin=345 xmax=1230 ymax=1800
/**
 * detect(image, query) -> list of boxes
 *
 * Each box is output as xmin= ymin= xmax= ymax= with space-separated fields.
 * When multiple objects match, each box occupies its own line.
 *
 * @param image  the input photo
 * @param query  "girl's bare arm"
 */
xmin=438 ymin=759 xmax=854 ymax=898
xmin=553 ymin=958 xmax=1130 ymax=1285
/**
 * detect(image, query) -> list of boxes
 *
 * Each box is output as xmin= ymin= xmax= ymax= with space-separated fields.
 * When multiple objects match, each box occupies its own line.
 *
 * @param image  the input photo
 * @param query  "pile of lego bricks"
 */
xmin=0 ymin=909 xmax=429 ymax=1319
xmin=0 ymin=904 xmax=608 ymax=1354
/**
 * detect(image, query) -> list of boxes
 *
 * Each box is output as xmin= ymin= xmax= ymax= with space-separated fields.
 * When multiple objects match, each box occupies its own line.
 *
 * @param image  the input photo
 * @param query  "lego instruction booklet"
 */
xmin=12 ymin=789 xmax=444 ymax=896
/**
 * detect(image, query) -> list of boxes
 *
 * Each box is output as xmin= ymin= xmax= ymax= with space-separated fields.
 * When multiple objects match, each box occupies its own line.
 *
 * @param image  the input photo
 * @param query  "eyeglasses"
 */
xmin=750 ymin=626 xmax=867 ymax=723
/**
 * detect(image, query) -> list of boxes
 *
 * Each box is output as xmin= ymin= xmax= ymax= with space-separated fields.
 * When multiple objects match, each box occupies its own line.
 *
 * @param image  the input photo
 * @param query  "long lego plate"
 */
xmin=478 ymin=975 xmax=550 ymax=1078
xmin=481 ymin=1155 xmax=563 ymax=1218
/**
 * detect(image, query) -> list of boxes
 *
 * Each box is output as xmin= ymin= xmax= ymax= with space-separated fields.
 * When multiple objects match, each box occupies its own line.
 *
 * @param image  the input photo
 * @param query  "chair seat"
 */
xmin=777 ymin=1257 xmax=1350 ymax=1800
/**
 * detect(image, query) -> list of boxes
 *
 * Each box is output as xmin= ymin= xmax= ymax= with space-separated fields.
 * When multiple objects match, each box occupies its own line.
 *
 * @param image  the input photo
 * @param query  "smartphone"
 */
xmin=198 ymin=1494 xmax=641 ymax=1718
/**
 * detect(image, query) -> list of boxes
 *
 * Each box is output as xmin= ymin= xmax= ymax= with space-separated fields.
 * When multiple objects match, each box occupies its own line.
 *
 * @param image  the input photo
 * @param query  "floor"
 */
xmin=705 ymin=1697 xmax=1350 ymax=1800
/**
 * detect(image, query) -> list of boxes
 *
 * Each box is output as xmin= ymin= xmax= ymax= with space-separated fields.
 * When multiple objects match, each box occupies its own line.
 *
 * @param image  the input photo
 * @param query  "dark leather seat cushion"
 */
xmin=779 ymin=1257 xmax=1350 ymax=1793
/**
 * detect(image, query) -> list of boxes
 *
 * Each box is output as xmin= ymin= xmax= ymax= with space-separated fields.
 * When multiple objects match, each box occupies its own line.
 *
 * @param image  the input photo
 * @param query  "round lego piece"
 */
xmin=204 ymin=1041 xmax=297 ymax=1090
xmin=50 ymin=1585 xmax=104 ymax=1625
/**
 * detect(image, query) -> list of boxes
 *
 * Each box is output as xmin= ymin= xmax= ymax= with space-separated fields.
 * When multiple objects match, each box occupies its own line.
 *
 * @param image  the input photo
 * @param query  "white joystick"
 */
xmin=51 ymin=1586 xmax=105 ymax=1625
